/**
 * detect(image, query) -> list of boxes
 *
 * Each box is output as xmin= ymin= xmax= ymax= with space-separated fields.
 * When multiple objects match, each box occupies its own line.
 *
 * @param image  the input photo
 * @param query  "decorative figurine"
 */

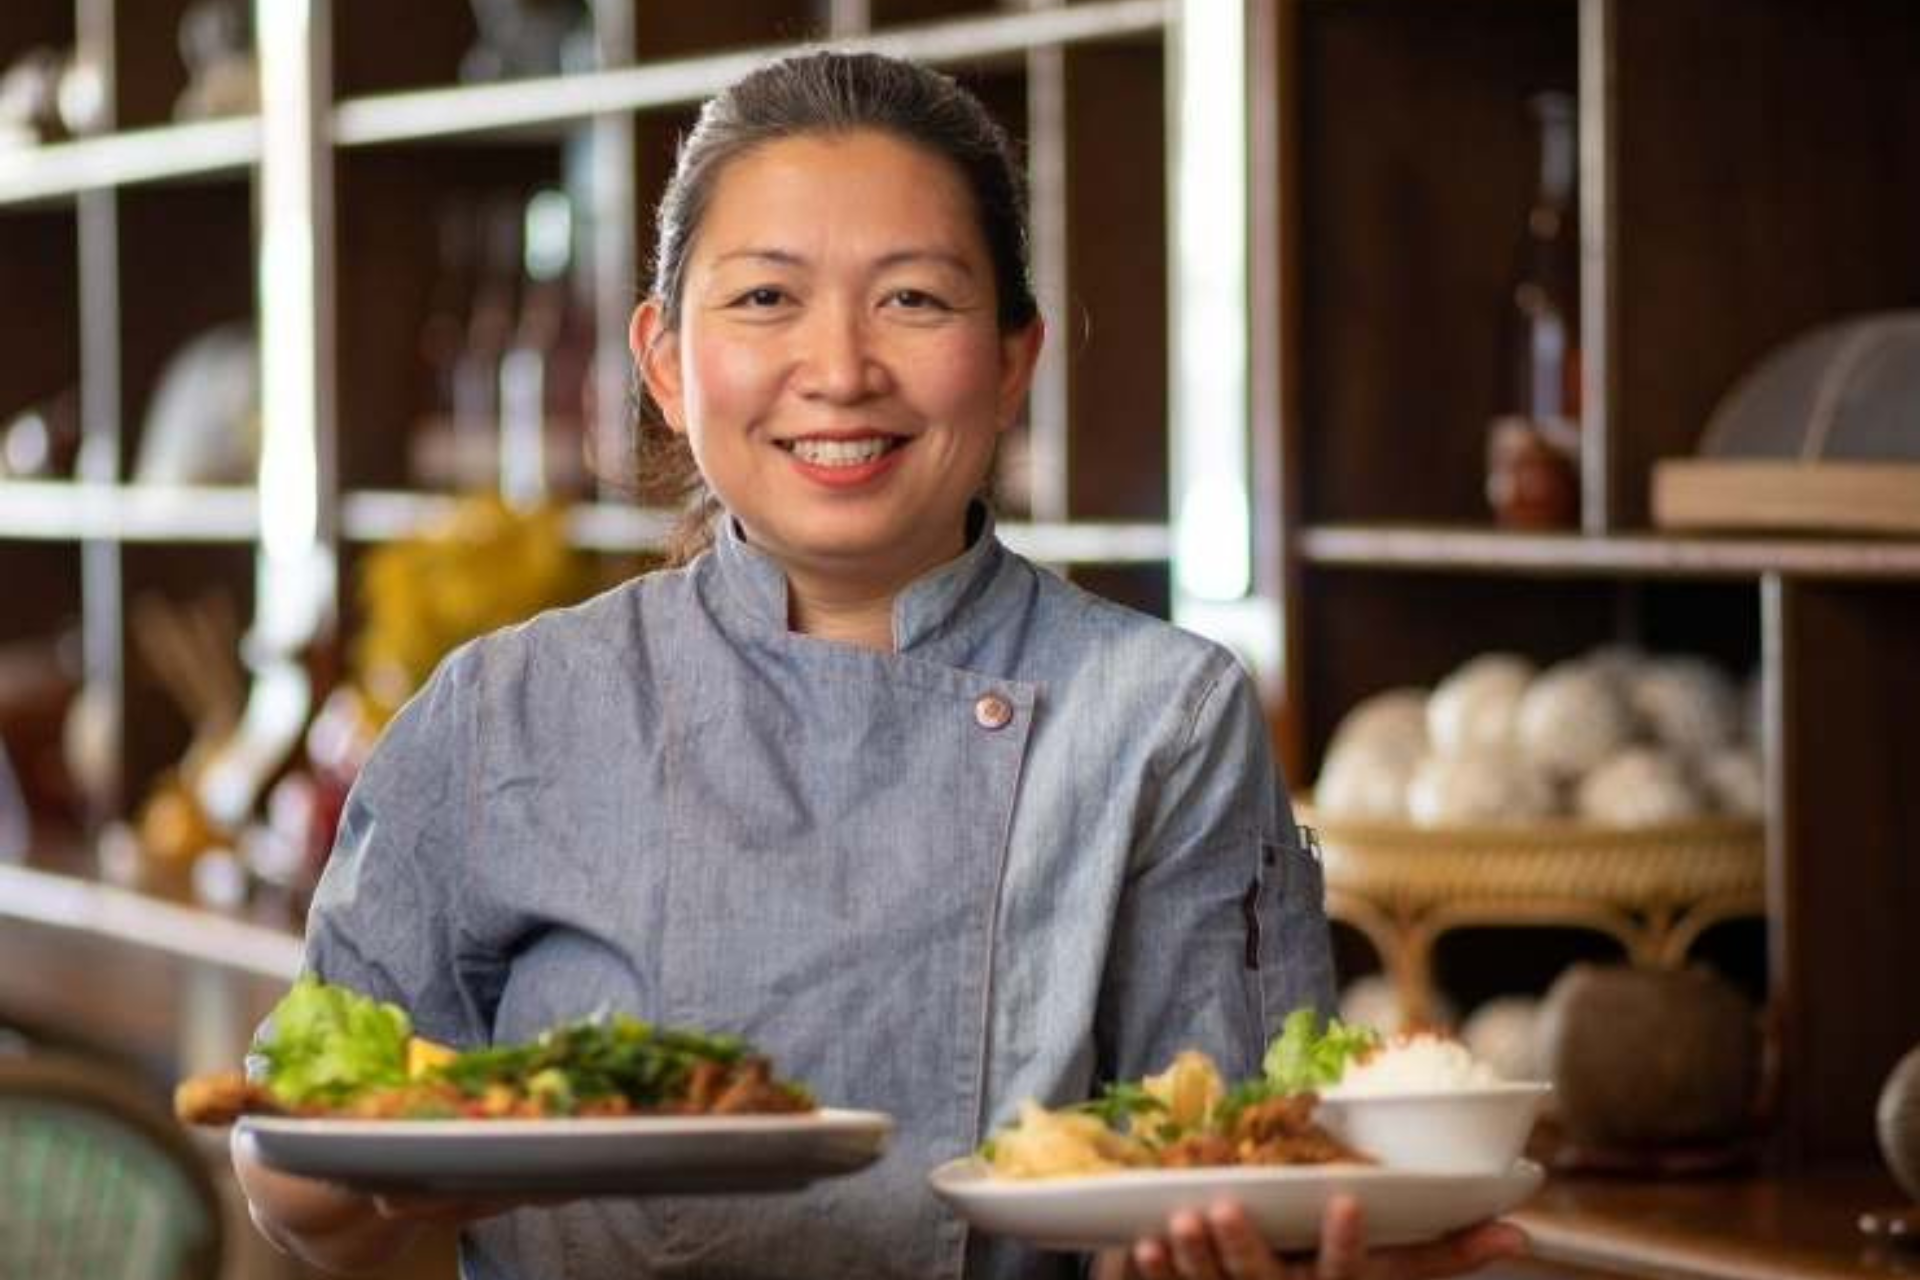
xmin=173 ymin=0 xmax=259 ymax=121
xmin=460 ymin=0 xmax=594 ymax=83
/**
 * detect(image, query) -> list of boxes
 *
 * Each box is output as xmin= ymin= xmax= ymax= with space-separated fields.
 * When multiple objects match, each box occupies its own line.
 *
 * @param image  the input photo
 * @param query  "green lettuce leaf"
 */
xmin=255 ymin=976 xmax=412 ymax=1107
xmin=1260 ymin=1007 xmax=1381 ymax=1095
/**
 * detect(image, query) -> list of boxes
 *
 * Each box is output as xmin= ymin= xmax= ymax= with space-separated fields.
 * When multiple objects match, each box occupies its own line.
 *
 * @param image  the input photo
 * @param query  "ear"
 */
xmin=994 ymin=318 xmax=1045 ymax=435
xmin=631 ymin=298 xmax=687 ymax=436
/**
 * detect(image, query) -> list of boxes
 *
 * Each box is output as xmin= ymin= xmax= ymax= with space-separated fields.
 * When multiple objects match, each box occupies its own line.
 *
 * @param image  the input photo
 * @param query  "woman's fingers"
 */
xmin=1206 ymin=1201 xmax=1288 ymax=1279
xmin=1134 ymin=1236 xmax=1178 ymax=1280
xmin=1371 ymin=1222 xmax=1530 ymax=1280
xmin=1132 ymin=1195 xmax=1527 ymax=1280
xmin=1316 ymin=1194 xmax=1367 ymax=1280
xmin=1168 ymin=1208 xmax=1230 ymax=1280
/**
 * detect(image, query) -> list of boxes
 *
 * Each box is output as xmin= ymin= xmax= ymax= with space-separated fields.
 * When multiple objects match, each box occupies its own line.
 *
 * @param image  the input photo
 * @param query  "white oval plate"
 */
xmin=241 ymin=1108 xmax=892 ymax=1196
xmin=929 ymin=1157 xmax=1543 ymax=1252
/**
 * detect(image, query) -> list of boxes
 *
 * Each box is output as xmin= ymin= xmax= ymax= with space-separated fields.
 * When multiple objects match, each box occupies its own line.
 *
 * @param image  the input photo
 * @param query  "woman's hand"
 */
xmin=1097 ymin=1194 xmax=1528 ymax=1280
xmin=230 ymin=1127 xmax=543 ymax=1272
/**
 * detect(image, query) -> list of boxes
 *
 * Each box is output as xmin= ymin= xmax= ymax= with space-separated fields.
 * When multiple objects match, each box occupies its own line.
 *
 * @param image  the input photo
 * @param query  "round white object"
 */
xmin=1461 ymin=997 xmax=1543 ymax=1085
xmin=1328 ymin=688 xmax=1430 ymax=764
xmin=1576 ymin=747 xmax=1705 ymax=826
xmin=1697 ymin=745 xmax=1765 ymax=818
xmin=1315 ymin=739 xmax=1416 ymax=821
xmin=1580 ymin=644 xmax=1647 ymax=691
xmin=1407 ymin=748 xmax=1557 ymax=827
xmin=1515 ymin=660 xmax=1637 ymax=779
xmin=1630 ymin=657 xmax=1740 ymax=753
xmin=1427 ymin=654 xmax=1536 ymax=756
xmin=1337 ymin=975 xmax=1457 ymax=1037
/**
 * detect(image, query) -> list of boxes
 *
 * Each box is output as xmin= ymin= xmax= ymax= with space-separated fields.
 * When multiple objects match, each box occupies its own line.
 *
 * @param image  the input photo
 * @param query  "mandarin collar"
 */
xmin=710 ymin=503 xmax=1009 ymax=654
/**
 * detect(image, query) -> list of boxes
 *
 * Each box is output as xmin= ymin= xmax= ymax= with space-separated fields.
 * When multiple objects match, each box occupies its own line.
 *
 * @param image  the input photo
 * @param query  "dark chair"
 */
xmin=0 ymin=1053 xmax=224 ymax=1280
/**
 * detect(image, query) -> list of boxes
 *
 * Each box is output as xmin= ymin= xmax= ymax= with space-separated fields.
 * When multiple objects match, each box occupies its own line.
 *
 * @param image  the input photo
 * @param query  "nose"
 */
xmin=794 ymin=299 xmax=887 ymax=402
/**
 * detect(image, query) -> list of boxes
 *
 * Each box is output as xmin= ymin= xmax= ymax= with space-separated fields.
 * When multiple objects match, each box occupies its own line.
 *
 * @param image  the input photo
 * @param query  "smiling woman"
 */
xmin=222 ymin=49 xmax=1516 ymax=1280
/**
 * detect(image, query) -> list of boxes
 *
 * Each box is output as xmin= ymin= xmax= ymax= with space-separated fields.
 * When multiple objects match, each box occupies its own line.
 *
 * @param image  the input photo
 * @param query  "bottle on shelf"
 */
xmin=498 ymin=186 xmax=594 ymax=505
xmin=1488 ymin=89 xmax=1581 ymax=531
xmin=409 ymin=195 xmax=521 ymax=493
xmin=416 ymin=199 xmax=477 ymax=442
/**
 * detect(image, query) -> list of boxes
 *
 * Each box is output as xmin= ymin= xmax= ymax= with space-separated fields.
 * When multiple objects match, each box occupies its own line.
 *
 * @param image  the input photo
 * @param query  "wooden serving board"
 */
xmin=1653 ymin=460 xmax=1920 ymax=535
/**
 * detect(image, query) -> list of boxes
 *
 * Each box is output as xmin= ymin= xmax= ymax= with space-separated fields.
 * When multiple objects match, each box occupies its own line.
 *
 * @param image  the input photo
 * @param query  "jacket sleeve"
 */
xmin=1095 ymin=654 xmax=1336 ymax=1084
xmin=298 ymin=641 xmax=504 ymax=1049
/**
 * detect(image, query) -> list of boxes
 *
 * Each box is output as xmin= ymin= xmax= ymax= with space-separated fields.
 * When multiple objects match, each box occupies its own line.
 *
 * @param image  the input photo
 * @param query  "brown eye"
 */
xmin=886 ymin=289 xmax=949 ymax=312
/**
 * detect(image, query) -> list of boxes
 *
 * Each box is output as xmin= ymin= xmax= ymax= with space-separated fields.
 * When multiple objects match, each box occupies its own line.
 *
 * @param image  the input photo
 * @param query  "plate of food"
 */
xmin=930 ymin=1010 xmax=1548 ymax=1252
xmin=178 ymin=978 xmax=891 ymax=1196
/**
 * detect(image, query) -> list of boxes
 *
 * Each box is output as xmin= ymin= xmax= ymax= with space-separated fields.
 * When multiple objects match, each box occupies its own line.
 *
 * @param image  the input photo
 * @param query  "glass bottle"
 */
xmin=1488 ymin=90 xmax=1581 ymax=530
xmin=498 ymin=187 xmax=593 ymax=505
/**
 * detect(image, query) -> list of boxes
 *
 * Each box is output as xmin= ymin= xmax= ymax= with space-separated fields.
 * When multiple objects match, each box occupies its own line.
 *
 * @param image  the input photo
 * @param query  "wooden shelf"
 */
xmin=1512 ymin=1167 xmax=1912 ymax=1280
xmin=0 ymin=854 xmax=300 ymax=982
xmin=0 ymin=117 xmax=259 ymax=208
xmin=1296 ymin=524 xmax=1920 ymax=581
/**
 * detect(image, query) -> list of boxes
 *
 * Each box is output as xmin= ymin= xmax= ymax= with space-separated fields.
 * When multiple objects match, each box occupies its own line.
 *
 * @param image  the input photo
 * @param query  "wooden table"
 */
xmin=1510 ymin=1170 xmax=1919 ymax=1280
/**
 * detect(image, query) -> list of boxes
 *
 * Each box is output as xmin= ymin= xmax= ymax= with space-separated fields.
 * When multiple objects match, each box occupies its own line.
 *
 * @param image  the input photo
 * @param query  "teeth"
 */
xmin=789 ymin=437 xmax=895 ymax=467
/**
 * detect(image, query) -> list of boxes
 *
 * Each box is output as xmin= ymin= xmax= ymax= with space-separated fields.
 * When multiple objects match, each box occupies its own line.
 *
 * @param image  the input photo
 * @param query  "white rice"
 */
xmin=1333 ymin=1033 xmax=1503 ymax=1093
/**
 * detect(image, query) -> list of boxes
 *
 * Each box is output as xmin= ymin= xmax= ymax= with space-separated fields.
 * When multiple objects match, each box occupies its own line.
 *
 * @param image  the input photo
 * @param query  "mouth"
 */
xmin=775 ymin=434 xmax=911 ymax=469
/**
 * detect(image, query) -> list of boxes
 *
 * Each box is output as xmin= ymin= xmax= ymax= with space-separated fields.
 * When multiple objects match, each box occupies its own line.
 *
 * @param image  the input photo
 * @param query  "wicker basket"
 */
xmin=1297 ymin=805 xmax=1766 ymax=1023
xmin=1303 ymin=809 xmax=1764 ymax=908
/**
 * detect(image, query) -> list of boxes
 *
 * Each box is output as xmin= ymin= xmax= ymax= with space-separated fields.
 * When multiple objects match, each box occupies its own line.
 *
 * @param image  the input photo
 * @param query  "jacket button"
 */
xmin=973 ymin=694 xmax=1014 ymax=730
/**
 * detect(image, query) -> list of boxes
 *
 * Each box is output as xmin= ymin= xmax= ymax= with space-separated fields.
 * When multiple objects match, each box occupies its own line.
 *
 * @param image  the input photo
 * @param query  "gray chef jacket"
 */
xmin=303 ymin=509 xmax=1335 ymax=1280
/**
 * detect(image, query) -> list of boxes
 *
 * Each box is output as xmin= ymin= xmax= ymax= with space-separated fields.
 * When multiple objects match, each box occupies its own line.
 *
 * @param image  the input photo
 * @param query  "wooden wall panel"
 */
xmin=334 ymin=145 xmax=564 ymax=490
xmin=1610 ymin=0 xmax=1920 ymax=527
xmin=115 ymin=186 xmax=255 ymax=470
xmin=1063 ymin=39 xmax=1164 ymax=523
xmin=1773 ymin=579 xmax=1920 ymax=1165
xmin=1296 ymin=0 xmax=1577 ymax=526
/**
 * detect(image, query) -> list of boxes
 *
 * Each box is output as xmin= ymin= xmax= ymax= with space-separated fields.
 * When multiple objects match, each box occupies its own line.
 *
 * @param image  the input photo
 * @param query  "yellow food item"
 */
xmin=407 ymin=1036 xmax=458 ymax=1079
xmin=987 ymin=1101 xmax=1152 ymax=1179
xmin=1139 ymin=1049 xmax=1225 ymax=1141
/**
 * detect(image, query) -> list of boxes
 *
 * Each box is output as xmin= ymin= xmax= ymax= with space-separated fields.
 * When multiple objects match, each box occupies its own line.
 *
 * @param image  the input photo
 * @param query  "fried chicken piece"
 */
xmin=684 ymin=1058 xmax=730 ymax=1111
xmin=710 ymin=1058 xmax=812 ymax=1114
xmin=173 ymin=1071 xmax=284 ymax=1126
xmin=1228 ymin=1094 xmax=1369 ymax=1166
xmin=1156 ymin=1133 xmax=1239 ymax=1168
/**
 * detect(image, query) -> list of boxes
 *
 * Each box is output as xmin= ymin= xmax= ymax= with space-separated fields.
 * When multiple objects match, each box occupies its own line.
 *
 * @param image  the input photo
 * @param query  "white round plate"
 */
xmin=241 ymin=1108 xmax=892 ymax=1196
xmin=929 ymin=1157 xmax=1543 ymax=1252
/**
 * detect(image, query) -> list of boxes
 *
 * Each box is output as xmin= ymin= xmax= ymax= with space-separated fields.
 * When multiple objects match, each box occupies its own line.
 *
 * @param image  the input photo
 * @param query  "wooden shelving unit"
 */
xmin=0 ymin=0 xmax=1207 ymax=825
xmin=1299 ymin=524 xmax=1920 ymax=583
xmin=1272 ymin=0 xmax=1920 ymax=1173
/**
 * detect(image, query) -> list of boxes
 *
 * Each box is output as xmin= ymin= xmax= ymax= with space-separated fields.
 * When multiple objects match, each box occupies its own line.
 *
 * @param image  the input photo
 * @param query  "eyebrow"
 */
xmin=708 ymin=248 xmax=977 ymax=277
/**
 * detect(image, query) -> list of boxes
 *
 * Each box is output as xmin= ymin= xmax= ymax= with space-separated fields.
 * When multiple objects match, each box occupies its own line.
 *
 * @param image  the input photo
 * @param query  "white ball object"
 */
xmin=1581 ymin=644 xmax=1647 ymax=691
xmin=1631 ymin=657 xmax=1740 ymax=753
xmin=1339 ymin=975 xmax=1405 ymax=1035
xmin=1428 ymin=654 xmax=1536 ymax=756
xmin=1698 ymin=745 xmax=1765 ymax=818
xmin=1576 ymin=747 xmax=1706 ymax=826
xmin=1315 ymin=740 xmax=1416 ymax=821
xmin=1339 ymin=974 xmax=1457 ymax=1036
xmin=1408 ymin=748 xmax=1557 ymax=827
xmin=1328 ymin=687 xmax=1430 ymax=764
xmin=1461 ymin=996 xmax=1544 ymax=1083
xmin=1516 ymin=660 xmax=1637 ymax=780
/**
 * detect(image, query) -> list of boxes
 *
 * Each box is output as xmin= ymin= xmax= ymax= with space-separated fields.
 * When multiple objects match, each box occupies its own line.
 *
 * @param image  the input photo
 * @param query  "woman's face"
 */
xmin=634 ymin=129 xmax=1041 ymax=595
